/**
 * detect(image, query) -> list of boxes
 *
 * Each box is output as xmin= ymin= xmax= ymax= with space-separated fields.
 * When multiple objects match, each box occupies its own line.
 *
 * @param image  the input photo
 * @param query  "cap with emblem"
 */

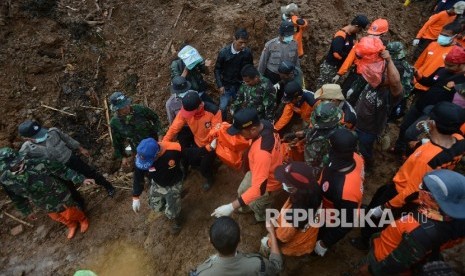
xmin=18 ymin=120 xmax=48 ymax=139
xmin=135 ymin=138 xmax=160 ymax=171
xmin=227 ymin=108 xmax=261 ymax=135
xmin=171 ymin=76 xmax=192 ymax=94
xmin=367 ymin=18 xmax=389 ymax=35
xmin=180 ymin=91 xmax=202 ymax=118
xmin=282 ymin=81 xmax=303 ymax=103
xmin=109 ymin=91 xmax=132 ymax=111
xmin=274 ymin=161 xmax=320 ymax=189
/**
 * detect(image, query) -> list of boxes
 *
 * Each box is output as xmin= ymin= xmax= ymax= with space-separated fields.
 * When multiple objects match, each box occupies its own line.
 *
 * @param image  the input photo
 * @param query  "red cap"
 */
xmin=180 ymin=107 xmax=197 ymax=118
xmin=445 ymin=46 xmax=465 ymax=64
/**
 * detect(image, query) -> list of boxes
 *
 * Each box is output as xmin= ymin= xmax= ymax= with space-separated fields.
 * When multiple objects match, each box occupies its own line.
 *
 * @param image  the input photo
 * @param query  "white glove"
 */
xmin=331 ymin=75 xmax=340 ymax=83
xmin=273 ymin=83 xmax=280 ymax=91
xmin=368 ymin=205 xmax=384 ymax=218
xmin=211 ymin=203 xmax=234 ymax=217
xmin=346 ymin=88 xmax=354 ymax=98
xmin=314 ymin=240 xmax=328 ymax=257
xmin=210 ymin=138 xmax=218 ymax=150
xmin=412 ymin=38 xmax=420 ymax=46
xmin=261 ymin=236 xmax=270 ymax=248
xmin=132 ymin=198 xmax=141 ymax=213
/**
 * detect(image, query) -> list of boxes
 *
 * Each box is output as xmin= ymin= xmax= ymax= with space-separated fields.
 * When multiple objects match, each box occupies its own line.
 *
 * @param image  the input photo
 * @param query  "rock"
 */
xmin=10 ymin=225 xmax=24 ymax=236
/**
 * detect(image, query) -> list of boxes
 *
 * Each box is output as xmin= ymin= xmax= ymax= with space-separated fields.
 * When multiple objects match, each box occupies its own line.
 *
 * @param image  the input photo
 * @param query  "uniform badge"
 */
xmin=205 ymin=122 xmax=211 ymax=129
xmin=168 ymin=160 xmax=176 ymax=168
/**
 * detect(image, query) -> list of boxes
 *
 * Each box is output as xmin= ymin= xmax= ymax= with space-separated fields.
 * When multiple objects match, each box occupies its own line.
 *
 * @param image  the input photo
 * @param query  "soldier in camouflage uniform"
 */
xmin=132 ymin=138 xmax=184 ymax=234
xmin=295 ymin=101 xmax=343 ymax=171
xmin=231 ymin=65 xmax=276 ymax=122
xmin=386 ymin=41 xmax=414 ymax=120
xmin=109 ymin=91 xmax=162 ymax=168
xmin=0 ymin=153 xmax=95 ymax=239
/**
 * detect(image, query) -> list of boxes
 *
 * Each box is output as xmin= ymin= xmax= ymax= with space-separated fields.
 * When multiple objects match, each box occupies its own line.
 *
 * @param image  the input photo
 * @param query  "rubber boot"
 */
xmin=67 ymin=223 xmax=78 ymax=239
xmin=80 ymin=218 xmax=89 ymax=233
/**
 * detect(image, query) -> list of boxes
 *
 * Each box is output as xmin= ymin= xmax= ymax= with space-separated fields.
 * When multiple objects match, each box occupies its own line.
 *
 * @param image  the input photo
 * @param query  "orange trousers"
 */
xmin=48 ymin=206 xmax=86 ymax=227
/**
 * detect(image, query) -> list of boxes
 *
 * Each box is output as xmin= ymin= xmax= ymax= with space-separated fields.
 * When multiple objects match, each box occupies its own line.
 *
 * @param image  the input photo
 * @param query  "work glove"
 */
xmin=412 ymin=38 xmax=420 ymax=46
xmin=210 ymin=139 xmax=218 ymax=150
xmin=368 ymin=205 xmax=384 ymax=218
xmin=211 ymin=203 xmax=234 ymax=217
xmin=132 ymin=197 xmax=141 ymax=213
xmin=261 ymin=236 xmax=270 ymax=248
xmin=331 ymin=75 xmax=340 ymax=83
xmin=314 ymin=240 xmax=328 ymax=257
xmin=273 ymin=82 xmax=280 ymax=91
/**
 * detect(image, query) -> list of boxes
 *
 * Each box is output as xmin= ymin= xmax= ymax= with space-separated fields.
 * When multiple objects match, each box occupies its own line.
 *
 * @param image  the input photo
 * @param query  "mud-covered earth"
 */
xmin=1 ymin=0 xmax=465 ymax=275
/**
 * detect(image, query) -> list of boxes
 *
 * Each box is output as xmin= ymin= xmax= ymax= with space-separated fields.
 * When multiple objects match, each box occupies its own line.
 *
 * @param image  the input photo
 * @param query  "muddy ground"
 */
xmin=0 ymin=0 xmax=464 ymax=275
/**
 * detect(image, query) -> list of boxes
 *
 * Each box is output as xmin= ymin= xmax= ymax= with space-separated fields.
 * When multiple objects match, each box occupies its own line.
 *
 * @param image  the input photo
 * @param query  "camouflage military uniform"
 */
xmin=148 ymin=180 xmax=182 ymax=219
xmin=304 ymin=102 xmax=343 ymax=169
xmin=316 ymin=60 xmax=339 ymax=90
xmin=387 ymin=42 xmax=414 ymax=98
xmin=0 ymin=158 xmax=85 ymax=215
xmin=232 ymin=76 xmax=277 ymax=121
xmin=110 ymin=104 xmax=162 ymax=159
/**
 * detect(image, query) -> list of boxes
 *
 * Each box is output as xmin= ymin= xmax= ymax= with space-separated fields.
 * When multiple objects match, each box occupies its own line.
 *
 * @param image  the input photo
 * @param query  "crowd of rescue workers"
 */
xmin=2 ymin=1 xmax=465 ymax=275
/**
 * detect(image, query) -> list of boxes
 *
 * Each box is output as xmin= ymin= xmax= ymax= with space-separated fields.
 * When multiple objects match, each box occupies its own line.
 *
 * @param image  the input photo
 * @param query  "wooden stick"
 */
xmin=3 ymin=211 xmax=34 ymax=228
xmin=103 ymin=97 xmax=113 ymax=144
xmin=161 ymin=39 xmax=173 ymax=59
xmin=173 ymin=7 xmax=184 ymax=28
xmin=113 ymin=185 xmax=131 ymax=190
xmin=80 ymin=105 xmax=103 ymax=110
xmin=41 ymin=104 xmax=76 ymax=116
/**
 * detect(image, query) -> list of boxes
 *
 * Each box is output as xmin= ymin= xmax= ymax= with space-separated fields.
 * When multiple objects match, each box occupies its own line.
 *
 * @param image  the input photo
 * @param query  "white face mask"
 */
xmin=283 ymin=35 xmax=294 ymax=44
xmin=282 ymin=14 xmax=288 ymax=21
xmin=34 ymin=134 xmax=48 ymax=143
xmin=282 ymin=183 xmax=292 ymax=193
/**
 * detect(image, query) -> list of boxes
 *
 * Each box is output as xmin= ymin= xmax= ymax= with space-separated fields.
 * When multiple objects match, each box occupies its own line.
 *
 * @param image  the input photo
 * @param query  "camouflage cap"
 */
xmin=386 ymin=41 xmax=406 ymax=60
xmin=311 ymin=101 xmax=343 ymax=129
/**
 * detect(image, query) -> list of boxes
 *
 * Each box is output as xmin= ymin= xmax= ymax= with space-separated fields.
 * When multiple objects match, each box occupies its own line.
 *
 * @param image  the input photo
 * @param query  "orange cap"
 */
xmin=367 ymin=18 xmax=389 ymax=35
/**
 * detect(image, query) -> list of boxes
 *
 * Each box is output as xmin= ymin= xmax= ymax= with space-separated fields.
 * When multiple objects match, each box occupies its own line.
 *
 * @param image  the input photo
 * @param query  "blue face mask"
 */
xmin=283 ymin=35 xmax=294 ymax=44
xmin=282 ymin=14 xmax=288 ymax=21
xmin=34 ymin=134 xmax=48 ymax=143
xmin=437 ymin=34 xmax=454 ymax=46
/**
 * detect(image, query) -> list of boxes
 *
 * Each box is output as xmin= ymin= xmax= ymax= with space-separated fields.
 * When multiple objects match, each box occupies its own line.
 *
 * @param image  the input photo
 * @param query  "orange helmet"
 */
xmin=367 ymin=18 xmax=389 ymax=35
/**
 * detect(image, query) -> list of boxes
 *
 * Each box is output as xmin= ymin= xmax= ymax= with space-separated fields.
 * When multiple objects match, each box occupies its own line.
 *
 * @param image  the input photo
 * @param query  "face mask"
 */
xmin=282 ymin=183 xmax=292 ymax=193
xmin=437 ymin=34 xmax=454 ymax=46
xmin=35 ymin=134 xmax=48 ymax=143
xmin=283 ymin=35 xmax=294 ymax=44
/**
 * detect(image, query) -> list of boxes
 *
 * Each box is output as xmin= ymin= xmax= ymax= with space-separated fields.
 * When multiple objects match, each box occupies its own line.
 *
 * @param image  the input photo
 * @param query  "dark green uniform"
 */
xmin=110 ymin=104 xmax=162 ymax=159
xmin=192 ymin=252 xmax=283 ymax=276
xmin=0 ymin=158 xmax=85 ymax=215
xmin=232 ymin=76 xmax=276 ymax=121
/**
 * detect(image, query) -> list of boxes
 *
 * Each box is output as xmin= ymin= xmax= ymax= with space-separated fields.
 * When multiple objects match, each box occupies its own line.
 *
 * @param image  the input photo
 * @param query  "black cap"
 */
xmin=329 ymin=128 xmax=357 ymax=153
xmin=18 ymin=120 xmax=48 ymax=139
xmin=227 ymin=108 xmax=260 ymax=135
xmin=181 ymin=91 xmax=202 ymax=111
xmin=170 ymin=76 xmax=192 ymax=94
xmin=279 ymin=21 xmax=295 ymax=37
xmin=430 ymin=102 xmax=465 ymax=134
xmin=274 ymin=161 xmax=320 ymax=189
xmin=351 ymin=15 xmax=370 ymax=29
xmin=282 ymin=81 xmax=303 ymax=103
xmin=278 ymin=61 xmax=295 ymax=74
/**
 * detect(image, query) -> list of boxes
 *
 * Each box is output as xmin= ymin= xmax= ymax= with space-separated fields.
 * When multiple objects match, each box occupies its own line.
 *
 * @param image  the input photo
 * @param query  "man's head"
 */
xmin=328 ymin=128 xmax=357 ymax=170
xmin=452 ymin=1 xmax=465 ymax=15
xmin=314 ymin=84 xmax=345 ymax=103
xmin=275 ymin=161 xmax=320 ymax=195
xmin=311 ymin=101 xmax=343 ymax=129
xmin=429 ymin=101 xmax=465 ymax=135
xmin=180 ymin=91 xmax=203 ymax=118
xmin=109 ymin=91 xmax=132 ymax=116
xmin=280 ymin=3 xmax=299 ymax=16
xmin=386 ymin=41 xmax=407 ymax=61
xmin=241 ymin=65 xmax=261 ymax=87
xmin=438 ymin=23 xmax=461 ymax=46
xmin=421 ymin=169 xmax=465 ymax=219
xmin=444 ymin=46 xmax=465 ymax=73
xmin=350 ymin=15 xmax=370 ymax=33
xmin=233 ymin=28 xmax=249 ymax=52
xmin=135 ymin=138 xmax=160 ymax=171
xmin=227 ymin=108 xmax=262 ymax=139
xmin=171 ymin=76 xmax=191 ymax=98
xmin=278 ymin=61 xmax=296 ymax=81
xmin=367 ymin=18 xmax=389 ymax=36
xmin=18 ymin=120 xmax=48 ymax=142
xmin=279 ymin=21 xmax=295 ymax=43
xmin=209 ymin=216 xmax=241 ymax=256
xmin=282 ymin=81 xmax=303 ymax=104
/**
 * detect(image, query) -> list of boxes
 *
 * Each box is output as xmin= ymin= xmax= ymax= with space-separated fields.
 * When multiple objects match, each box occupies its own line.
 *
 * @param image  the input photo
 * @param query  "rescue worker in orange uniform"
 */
xmin=211 ymin=108 xmax=283 ymax=222
xmin=274 ymin=81 xmax=315 ymax=136
xmin=412 ymin=1 xmax=465 ymax=61
xmin=352 ymin=101 xmax=465 ymax=250
xmin=359 ymin=170 xmax=465 ymax=275
xmin=162 ymin=91 xmax=222 ymax=191
xmin=314 ymin=128 xmax=364 ymax=256
xmin=280 ymin=3 xmax=309 ymax=58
